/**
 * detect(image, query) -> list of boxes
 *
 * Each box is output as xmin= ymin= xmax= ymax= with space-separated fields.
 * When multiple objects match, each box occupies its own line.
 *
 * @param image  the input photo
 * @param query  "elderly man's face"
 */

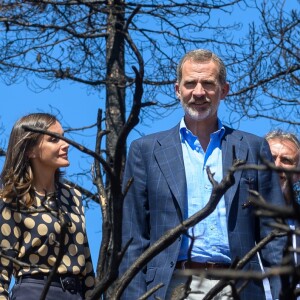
xmin=268 ymin=138 xmax=300 ymax=202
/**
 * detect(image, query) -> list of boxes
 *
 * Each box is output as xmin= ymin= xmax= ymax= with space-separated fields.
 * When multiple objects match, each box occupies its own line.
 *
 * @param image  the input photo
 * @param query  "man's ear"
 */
xmin=175 ymin=82 xmax=181 ymax=99
xmin=220 ymin=82 xmax=230 ymax=99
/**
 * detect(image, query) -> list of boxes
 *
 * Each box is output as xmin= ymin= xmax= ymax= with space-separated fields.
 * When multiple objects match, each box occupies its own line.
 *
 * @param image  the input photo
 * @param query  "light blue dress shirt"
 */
xmin=178 ymin=118 xmax=231 ymax=264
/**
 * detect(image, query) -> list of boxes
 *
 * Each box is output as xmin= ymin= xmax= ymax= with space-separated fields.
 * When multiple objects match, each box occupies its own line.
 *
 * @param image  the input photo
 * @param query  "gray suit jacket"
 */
xmin=119 ymin=124 xmax=286 ymax=299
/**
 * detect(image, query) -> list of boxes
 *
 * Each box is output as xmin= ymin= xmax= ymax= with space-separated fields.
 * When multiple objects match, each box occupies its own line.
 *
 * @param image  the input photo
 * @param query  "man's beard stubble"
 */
xmin=180 ymin=97 xmax=212 ymax=121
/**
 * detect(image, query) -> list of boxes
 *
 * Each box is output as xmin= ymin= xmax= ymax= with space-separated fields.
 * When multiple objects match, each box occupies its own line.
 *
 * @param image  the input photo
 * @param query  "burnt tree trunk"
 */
xmin=96 ymin=0 xmax=126 ymax=284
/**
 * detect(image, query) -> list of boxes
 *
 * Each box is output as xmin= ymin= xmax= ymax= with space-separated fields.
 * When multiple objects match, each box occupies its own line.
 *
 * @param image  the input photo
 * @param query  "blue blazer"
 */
xmin=119 ymin=124 xmax=286 ymax=300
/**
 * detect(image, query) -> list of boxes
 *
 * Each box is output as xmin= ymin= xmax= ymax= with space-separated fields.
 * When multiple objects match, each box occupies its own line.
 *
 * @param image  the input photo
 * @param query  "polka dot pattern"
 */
xmin=0 ymin=184 xmax=95 ymax=298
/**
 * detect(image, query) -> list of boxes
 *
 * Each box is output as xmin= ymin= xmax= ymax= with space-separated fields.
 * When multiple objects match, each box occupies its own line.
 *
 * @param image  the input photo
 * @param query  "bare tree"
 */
xmin=0 ymin=0 xmax=299 ymax=299
xmin=225 ymin=0 xmax=300 ymax=128
xmin=0 ymin=0 xmax=245 ymax=284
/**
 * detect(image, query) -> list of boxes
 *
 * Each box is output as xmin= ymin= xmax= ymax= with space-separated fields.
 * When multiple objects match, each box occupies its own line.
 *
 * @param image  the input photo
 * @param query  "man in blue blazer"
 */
xmin=266 ymin=130 xmax=300 ymax=283
xmin=119 ymin=49 xmax=286 ymax=299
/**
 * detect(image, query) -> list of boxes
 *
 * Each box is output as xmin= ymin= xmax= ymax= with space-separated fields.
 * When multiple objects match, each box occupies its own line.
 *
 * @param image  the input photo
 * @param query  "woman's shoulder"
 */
xmin=59 ymin=182 xmax=81 ymax=196
xmin=0 ymin=197 xmax=15 ymax=209
xmin=59 ymin=182 xmax=83 ymax=208
xmin=0 ymin=197 xmax=16 ymax=224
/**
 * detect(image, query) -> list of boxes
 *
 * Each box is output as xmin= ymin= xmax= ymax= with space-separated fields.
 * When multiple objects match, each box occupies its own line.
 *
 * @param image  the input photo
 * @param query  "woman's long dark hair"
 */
xmin=0 ymin=113 xmax=63 ymax=206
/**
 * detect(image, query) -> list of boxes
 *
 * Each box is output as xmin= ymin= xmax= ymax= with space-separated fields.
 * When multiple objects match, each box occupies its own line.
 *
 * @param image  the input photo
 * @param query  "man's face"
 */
xmin=268 ymin=138 xmax=300 ymax=201
xmin=175 ymin=59 xmax=229 ymax=124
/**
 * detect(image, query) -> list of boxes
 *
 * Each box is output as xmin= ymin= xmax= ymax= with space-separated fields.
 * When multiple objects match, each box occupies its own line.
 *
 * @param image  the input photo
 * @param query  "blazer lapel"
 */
xmin=222 ymin=127 xmax=248 ymax=212
xmin=153 ymin=124 xmax=187 ymax=218
xmin=152 ymin=125 xmax=249 ymax=220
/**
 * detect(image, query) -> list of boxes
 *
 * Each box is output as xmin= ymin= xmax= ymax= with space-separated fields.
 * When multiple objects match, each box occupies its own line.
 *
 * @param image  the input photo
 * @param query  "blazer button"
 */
xmin=170 ymin=261 xmax=174 ymax=268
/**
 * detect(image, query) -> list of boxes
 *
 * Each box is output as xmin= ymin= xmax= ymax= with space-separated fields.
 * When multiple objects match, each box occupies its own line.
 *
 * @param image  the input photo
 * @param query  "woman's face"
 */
xmin=29 ymin=121 xmax=70 ymax=172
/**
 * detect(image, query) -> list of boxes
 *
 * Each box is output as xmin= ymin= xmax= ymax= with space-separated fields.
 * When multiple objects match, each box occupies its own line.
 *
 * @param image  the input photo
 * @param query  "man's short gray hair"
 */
xmin=176 ymin=49 xmax=227 ymax=85
xmin=265 ymin=129 xmax=300 ymax=150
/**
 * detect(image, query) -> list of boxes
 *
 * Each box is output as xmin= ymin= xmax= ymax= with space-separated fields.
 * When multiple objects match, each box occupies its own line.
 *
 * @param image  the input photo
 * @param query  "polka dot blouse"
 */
xmin=0 ymin=184 xmax=95 ymax=299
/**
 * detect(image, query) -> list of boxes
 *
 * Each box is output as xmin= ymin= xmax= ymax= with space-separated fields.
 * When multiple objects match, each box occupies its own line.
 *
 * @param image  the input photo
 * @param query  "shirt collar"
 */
xmin=179 ymin=117 xmax=225 ymax=150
